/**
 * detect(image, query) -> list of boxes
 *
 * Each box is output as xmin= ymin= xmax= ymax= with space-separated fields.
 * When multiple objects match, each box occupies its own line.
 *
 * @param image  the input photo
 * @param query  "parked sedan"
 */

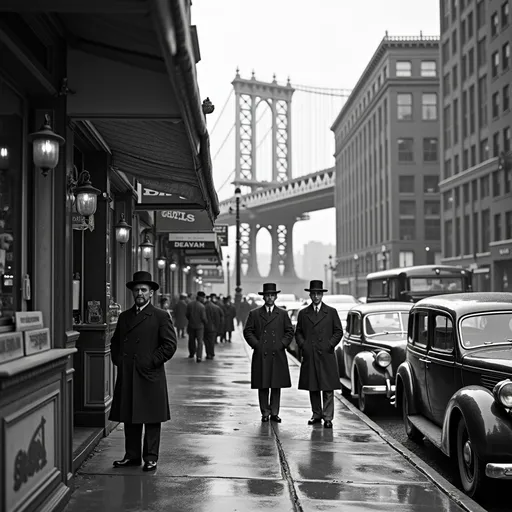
xmin=336 ymin=302 xmax=413 ymax=414
xmin=395 ymin=292 xmax=512 ymax=499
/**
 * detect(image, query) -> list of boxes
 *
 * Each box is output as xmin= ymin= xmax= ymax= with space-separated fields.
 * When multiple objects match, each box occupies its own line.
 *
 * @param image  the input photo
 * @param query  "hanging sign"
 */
xmin=156 ymin=209 xmax=213 ymax=232
xmin=214 ymin=224 xmax=229 ymax=246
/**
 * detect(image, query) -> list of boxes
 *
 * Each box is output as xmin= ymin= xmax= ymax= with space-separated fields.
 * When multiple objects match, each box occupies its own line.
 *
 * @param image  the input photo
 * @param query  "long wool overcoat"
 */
xmin=109 ymin=303 xmax=177 ymax=424
xmin=243 ymin=305 xmax=294 ymax=389
xmin=295 ymin=303 xmax=343 ymax=391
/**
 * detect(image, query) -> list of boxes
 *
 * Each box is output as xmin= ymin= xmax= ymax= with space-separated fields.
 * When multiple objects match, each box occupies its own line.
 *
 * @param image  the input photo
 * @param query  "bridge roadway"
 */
xmin=216 ymin=167 xmax=335 ymax=226
xmin=64 ymin=328 xmax=484 ymax=512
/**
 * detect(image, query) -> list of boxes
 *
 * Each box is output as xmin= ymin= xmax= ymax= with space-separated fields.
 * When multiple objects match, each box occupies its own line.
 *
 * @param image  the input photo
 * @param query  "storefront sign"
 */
xmin=170 ymin=240 xmax=216 ymax=250
xmin=200 ymin=267 xmax=224 ymax=283
xmin=168 ymin=232 xmax=217 ymax=242
xmin=136 ymin=184 xmax=192 ymax=207
xmin=499 ymin=248 xmax=510 ymax=256
xmin=156 ymin=209 xmax=213 ymax=232
xmin=185 ymin=256 xmax=219 ymax=265
xmin=15 ymin=311 xmax=43 ymax=332
xmin=0 ymin=332 xmax=23 ymax=364
xmin=24 ymin=328 xmax=51 ymax=356
xmin=214 ymin=224 xmax=229 ymax=246
xmin=5 ymin=398 xmax=56 ymax=511
xmin=490 ymin=242 xmax=512 ymax=260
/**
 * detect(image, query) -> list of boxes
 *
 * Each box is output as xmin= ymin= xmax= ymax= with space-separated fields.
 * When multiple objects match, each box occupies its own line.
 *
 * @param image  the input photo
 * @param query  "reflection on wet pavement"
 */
xmin=64 ymin=331 xmax=475 ymax=512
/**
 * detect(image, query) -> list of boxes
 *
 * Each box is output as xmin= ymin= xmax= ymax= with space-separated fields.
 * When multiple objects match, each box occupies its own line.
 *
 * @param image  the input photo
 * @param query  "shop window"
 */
xmin=0 ymin=83 xmax=24 ymax=327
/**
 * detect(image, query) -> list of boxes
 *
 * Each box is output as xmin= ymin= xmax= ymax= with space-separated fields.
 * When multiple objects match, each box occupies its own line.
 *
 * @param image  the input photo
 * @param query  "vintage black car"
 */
xmin=396 ymin=292 xmax=512 ymax=498
xmin=335 ymin=302 xmax=413 ymax=414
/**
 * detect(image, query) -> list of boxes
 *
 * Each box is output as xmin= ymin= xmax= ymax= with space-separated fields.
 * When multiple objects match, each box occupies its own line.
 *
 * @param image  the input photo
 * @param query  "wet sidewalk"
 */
xmin=64 ymin=328 xmax=485 ymax=512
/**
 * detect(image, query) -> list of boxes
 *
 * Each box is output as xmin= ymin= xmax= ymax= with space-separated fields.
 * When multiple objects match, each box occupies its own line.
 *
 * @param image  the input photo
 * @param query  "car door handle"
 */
xmin=419 ymin=358 xmax=431 ymax=364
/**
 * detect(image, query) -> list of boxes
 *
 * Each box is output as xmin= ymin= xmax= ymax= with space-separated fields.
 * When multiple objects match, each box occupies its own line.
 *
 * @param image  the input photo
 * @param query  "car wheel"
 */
xmin=456 ymin=418 xmax=486 ymax=498
xmin=402 ymin=392 xmax=423 ymax=442
xmin=357 ymin=374 xmax=377 ymax=415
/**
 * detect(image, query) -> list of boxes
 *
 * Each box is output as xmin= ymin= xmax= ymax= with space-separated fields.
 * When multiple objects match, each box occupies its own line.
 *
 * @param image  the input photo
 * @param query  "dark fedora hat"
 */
xmin=197 ymin=291 xmax=206 ymax=298
xmin=126 ymin=271 xmax=159 ymax=291
xmin=304 ymin=280 xmax=328 ymax=293
xmin=209 ymin=293 xmax=218 ymax=299
xmin=258 ymin=283 xmax=281 ymax=295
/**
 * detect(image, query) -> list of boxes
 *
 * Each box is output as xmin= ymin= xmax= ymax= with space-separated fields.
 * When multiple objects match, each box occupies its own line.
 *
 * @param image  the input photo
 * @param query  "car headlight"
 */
xmin=493 ymin=380 xmax=512 ymax=408
xmin=375 ymin=350 xmax=392 ymax=368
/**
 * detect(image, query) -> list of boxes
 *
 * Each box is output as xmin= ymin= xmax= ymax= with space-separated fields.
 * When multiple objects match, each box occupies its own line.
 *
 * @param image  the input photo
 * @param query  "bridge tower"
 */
xmin=232 ymin=71 xmax=297 ymax=283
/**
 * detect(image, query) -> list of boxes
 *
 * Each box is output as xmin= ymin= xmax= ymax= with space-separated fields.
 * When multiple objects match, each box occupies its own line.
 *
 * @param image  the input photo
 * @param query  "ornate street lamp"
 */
xmin=157 ymin=257 xmax=167 ymax=270
xmin=0 ymin=146 xmax=10 ymax=171
xmin=28 ymin=114 xmax=65 ymax=176
xmin=139 ymin=234 xmax=154 ymax=261
xmin=115 ymin=213 xmax=131 ymax=245
xmin=67 ymin=168 xmax=101 ymax=220
xmin=353 ymin=254 xmax=359 ymax=297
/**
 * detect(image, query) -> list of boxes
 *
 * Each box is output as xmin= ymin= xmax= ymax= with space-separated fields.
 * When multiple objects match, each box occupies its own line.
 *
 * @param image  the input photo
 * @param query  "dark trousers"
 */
xmin=205 ymin=330 xmax=216 ymax=357
xmin=188 ymin=327 xmax=204 ymax=359
xmin=258 ymin=388 xmax=281 ymax=416
xmin=124 ymin=422 xmax=161 ymax=462
xmin=309 ymin=390 xmax=334 ymax=421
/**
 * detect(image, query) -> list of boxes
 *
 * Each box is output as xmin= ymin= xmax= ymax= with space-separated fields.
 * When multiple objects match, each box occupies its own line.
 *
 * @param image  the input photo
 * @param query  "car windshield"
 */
xmin=409 ymin=277 xmax=464 ymax=293
xmin=364 ymin=312 xmax=410 ymax=336
xmin=459 ymin=312 xmax=512 ymax=348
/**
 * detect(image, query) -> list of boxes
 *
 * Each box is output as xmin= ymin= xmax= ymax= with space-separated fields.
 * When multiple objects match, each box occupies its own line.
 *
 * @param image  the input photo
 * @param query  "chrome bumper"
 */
xmin=486 ymin=463 xmax=512 ymax=479
xmin=362 ymin=380 xmax=395 ymax=398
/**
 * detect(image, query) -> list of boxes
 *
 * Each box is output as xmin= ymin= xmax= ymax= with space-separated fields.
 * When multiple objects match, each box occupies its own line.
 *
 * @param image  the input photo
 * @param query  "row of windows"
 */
xmin=444 ymin=127 xmax=511 ymax=178
xmin=397 ymin=93 xmax=437 ymax=120
xmin=339 ymin=58 xmax=438 ymax=141
xmin=400 ymin=200 xmax=440 ymax=216
xmin=399 ymin=175 xmax=440 ymax=194
xmin=398 ymin=138 xmax=439 ymax=163
xmin=399 ymin=218 xmax=441 ymax=241
xmin=443 ymin=166 xmax=512 ymax=211
xmin=444 ymin=209 xmax=512 ymax=258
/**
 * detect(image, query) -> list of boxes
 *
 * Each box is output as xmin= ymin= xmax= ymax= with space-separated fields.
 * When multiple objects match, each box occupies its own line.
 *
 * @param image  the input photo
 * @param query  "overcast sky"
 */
xmin=192 ymin=0 xmax=440 ymax=268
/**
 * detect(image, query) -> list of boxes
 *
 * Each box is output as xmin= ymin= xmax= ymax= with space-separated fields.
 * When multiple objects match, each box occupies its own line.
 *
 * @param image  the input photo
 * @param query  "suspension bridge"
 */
xmin=210 ymin=70 xmax=351 ymax=297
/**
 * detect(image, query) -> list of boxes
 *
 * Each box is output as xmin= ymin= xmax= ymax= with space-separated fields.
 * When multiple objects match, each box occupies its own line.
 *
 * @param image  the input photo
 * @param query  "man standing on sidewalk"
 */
xmin=186 ymin=291 xmax=208 ymax=362
xmin=295 ymin=280 xmax=343 ymax=429
xmin=204 ymin=293 xmax=222 ymax=359
xmin=110 ymin=271 xmax=177 ymax=472
xmin=243 ymin=283 xmax=294 ymax=423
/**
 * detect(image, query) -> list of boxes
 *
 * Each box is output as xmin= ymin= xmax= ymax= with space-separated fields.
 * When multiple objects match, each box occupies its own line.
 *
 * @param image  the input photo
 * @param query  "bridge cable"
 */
xmin=209 ymin=89 xmax=234 ymax=138
xmin=212 ymin=123 xmax=235 ymax=162
xmin=216 ymin=169 xmax=236 ymax=195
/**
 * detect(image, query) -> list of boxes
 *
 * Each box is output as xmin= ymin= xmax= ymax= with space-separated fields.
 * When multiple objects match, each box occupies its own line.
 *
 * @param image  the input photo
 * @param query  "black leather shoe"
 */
xmin=261 ymin=415 xmax=270 ymax=422
xmin=196 ymin=358 xmax=202 ymax=362
xmin=270 ymin=415 xmax=282 ymax=423
xmin=307 ymin=418 xmax=322 ymax=425
xmin=324 ymin=420 xmax=333 ymax=429
xmin=113 ymin=458 xmax=142 ymax=468
xmin=188 ymin=354 xmax=194 ymax=358
xmin=143 ymin=461 xmax=157 ymax=472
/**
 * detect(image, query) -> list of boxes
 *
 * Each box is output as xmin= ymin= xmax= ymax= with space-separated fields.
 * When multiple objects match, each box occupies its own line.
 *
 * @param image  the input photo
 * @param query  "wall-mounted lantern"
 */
xmin=28 ymin=114 xmax=65 ymax=176
xmin=68 ymin=169 xmax=101 ymax=219
xmin=157 ymin=257 xmax=167 ymax=270
xmin=115 ymin=213 xmax=131 ymax=245
xmin=139 ymin=234 xmax=154 ymax=261
xmin=170 ymin=262 xmax=177 ymax=271
xmin=0 ymin=146 xmax=10 ymax=170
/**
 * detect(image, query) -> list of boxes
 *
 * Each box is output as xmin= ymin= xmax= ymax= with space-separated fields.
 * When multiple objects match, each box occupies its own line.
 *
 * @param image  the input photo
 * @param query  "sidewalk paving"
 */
xmin=64 ymin=328 xmax=485 ymax=512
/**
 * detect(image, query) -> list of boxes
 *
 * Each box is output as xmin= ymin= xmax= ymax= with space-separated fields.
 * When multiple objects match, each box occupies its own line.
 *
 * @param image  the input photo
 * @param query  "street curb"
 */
xmin=335 ymin=393 xmax=488 ymax=512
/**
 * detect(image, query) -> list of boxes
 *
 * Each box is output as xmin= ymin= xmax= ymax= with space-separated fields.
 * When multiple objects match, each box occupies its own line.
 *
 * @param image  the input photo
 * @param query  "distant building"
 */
xmin=300 ymin=241 xmax=335 ymax=286
xmin=331 ymin=34 xmax=441 ymax=296
xmin=439 ymin=0 xmax=512 ymax=292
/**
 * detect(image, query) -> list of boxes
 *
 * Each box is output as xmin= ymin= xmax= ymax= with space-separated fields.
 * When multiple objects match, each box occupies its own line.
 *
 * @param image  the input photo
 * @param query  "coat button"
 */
xmin=272 ymin=352 xmax=275 ymax=356
xmin=264 ymin=351 xmax=268 ymax=356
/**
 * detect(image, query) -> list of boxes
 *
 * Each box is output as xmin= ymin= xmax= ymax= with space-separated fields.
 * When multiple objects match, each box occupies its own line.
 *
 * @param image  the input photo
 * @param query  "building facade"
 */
xmin=439 ymin=0 xmax=512 ymax=292
xmin=0 ymin=2 xmax=219 ymax=511
xmin=331 ymin=35 xmax=441 ymax=297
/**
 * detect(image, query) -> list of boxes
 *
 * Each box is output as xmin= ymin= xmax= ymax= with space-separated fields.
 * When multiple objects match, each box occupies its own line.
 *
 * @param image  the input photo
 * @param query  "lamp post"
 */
xmin=328 ymin=255 xmax=335 ymax=293
xmin=234 ymin=187 xmax=242 ymax=309
xmin=170 ymin=262 xmax=177 ymax=301
xmin=381 ymin=244 xmax=388 ymax=270
xmin=226 ymin=255 xmax=231 ymax=296
xmin=353 ymin=254 xmax=359 ymax=298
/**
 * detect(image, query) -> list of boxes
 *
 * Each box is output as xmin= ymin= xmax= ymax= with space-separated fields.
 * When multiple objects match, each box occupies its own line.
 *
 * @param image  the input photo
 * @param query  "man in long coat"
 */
xmin=173 ymin=292 xmax=188 ymax=338
xmin=295 ymin=280 xmax=343 ymax=429
xmin=243 ymin=283 xmax=294 ymax=423
xmin=110 ymin=271 xmax=177 ymax=471
xmin=204 ymin=293 xmax=223 ymax=359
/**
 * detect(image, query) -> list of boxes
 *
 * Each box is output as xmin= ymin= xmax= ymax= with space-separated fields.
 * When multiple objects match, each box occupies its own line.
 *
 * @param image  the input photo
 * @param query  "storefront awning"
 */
xmin=4 ymin=0 xmax=220 ymax=220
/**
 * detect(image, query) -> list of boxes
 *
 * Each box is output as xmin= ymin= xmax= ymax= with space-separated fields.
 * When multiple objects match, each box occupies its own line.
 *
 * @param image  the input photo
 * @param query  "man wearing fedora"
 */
xmin=243 ymin=283 xmax=294 ymax=422
xmin=186 ymin=290 xmax=208 ymax=362
xmin=204 ymin=293 xmax=223 ymax=359
xmin=110 ymin=271 xmax=177 ymax=471
xmin=295 ymin=280 xmax=343 ymax=428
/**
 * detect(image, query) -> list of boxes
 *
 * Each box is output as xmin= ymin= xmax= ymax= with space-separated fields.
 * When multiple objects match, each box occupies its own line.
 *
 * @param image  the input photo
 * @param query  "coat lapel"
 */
xmin=126 ymin=303 xmax=154 ymax=332
xmin=259 ymin=305 xmax=278 ymax=327
xmin=305 ymin=303 xmax=327 ymax=326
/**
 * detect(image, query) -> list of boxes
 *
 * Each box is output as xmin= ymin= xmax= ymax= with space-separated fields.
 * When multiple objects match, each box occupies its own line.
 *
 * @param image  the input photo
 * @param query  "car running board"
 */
xmin=340 ymin=377 xmax=356 ymax=396
xmin=407 ymin=415 xmax=443 ymax=450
